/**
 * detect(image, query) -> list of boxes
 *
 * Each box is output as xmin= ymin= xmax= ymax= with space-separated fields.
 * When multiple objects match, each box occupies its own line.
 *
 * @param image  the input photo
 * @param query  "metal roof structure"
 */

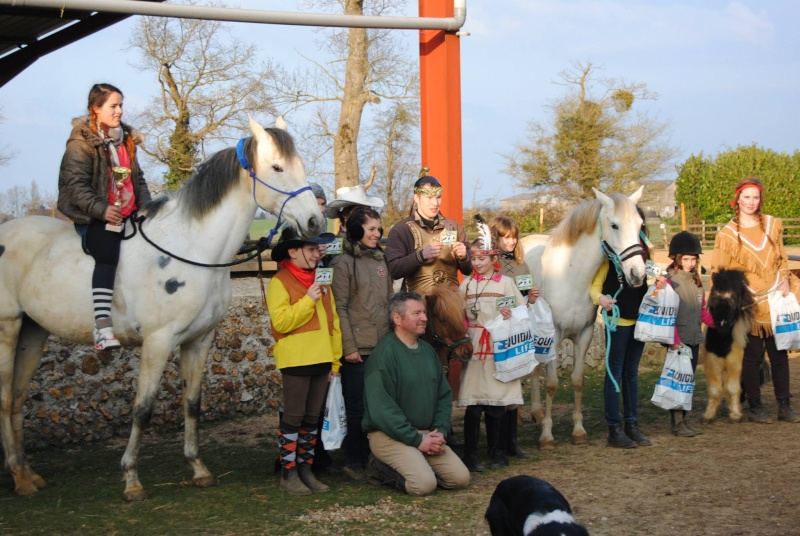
xmin=0 ymin=1 xmax=165 ymax=88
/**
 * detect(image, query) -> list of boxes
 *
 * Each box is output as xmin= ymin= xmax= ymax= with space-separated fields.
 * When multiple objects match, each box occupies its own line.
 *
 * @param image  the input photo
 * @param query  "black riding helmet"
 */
xmin=668 ymin=231 xmax=702 ymax=258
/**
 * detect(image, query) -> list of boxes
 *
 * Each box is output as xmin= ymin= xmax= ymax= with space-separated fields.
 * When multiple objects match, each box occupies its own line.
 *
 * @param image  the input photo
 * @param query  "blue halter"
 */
xmin=236 ymin=137 xmax=312 ymax=248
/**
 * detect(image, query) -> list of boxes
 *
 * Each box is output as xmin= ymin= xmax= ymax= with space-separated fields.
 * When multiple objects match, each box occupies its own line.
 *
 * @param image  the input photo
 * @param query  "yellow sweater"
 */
xmin=267 ymin=276 xmax=343 ymax=372
xmin=590 ymin=262 xmax=636 ymax=327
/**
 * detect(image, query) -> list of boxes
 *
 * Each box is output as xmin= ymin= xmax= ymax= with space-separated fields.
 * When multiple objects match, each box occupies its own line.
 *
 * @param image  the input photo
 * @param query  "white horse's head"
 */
xmin=593 ymin=186 xmax=646 ymax=287
xmin=247 ymin=116 xmax=325 ymax=237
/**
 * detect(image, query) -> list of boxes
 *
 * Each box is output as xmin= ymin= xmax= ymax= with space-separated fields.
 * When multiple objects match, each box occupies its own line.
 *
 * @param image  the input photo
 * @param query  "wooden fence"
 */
xmin=651 ymin=218 xmax=800 ymax=250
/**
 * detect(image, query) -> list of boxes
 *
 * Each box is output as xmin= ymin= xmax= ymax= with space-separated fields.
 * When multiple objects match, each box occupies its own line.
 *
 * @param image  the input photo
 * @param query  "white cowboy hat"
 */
xmin=325 ymin=185 xmax=385 ymax=218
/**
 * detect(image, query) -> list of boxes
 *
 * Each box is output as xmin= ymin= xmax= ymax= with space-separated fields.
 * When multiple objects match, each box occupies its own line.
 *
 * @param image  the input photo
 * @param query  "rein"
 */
xmin=127 ymin=135 xmax=312 ymax=269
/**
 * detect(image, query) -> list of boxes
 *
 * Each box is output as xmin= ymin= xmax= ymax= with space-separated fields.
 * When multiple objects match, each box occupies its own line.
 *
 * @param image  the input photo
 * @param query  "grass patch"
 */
xmin=1 ymin=365 xmax=709 ymax=535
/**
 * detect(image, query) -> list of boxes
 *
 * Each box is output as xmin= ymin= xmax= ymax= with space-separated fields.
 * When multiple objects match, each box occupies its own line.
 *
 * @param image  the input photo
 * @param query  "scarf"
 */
xmin=99 ymin=122 xmax=125 ymax=168
xmin=278 ymin=259 xmax=315 ymax=288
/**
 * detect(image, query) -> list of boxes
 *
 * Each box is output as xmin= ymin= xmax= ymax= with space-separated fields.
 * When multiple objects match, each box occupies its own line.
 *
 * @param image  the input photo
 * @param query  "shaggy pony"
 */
xmin=703 ymin=269 xmax=755 ymax=423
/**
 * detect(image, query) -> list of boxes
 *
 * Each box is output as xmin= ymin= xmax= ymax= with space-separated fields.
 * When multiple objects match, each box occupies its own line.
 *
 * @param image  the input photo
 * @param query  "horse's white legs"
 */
xmin=538 ymin=360 xmax=558 ymax=449
xmin=10 ymin=319 xmax=49 ymax=494
xmin=0 ymin=317 xmax=28 ymax=494
xmin=180 ymin=330 xmax=216 ymax=489
xmin=530 ymin=367 xmax=544 ymax=424
xmin=703 ymin=353 xmax=723 ymax=423
xmin=120 ymin=333 xmax=173 ymax=502
xmin=569 ymin=328 xmax=594 ymax=445
xmin=724 ymin=349 xmax=745 ymax=423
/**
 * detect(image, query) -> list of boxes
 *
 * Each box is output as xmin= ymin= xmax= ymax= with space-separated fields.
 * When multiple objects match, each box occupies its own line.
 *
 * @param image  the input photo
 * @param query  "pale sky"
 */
xmin=1 ymin=0 xmax=798 ymax=207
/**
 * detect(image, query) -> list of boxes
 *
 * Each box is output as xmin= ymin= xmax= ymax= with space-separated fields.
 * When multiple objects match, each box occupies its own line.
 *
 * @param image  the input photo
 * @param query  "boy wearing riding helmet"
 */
xmin=655 ymin=231 xmax=715 ymax=436
xmin=267 ymin=227 xmax=341 ymax=496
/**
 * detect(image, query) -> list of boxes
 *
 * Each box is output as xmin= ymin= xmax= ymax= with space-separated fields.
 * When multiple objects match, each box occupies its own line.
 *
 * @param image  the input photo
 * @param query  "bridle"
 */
xmin=426 ymin=320 xmax=471 ymax=366
xmin=130 ymin=136 xmax=312 ymax=268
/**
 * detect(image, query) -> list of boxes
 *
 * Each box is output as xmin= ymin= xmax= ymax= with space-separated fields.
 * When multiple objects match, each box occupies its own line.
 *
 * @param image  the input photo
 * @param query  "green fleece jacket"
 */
xmin=361 ymin=332 xmax=452 ymax=447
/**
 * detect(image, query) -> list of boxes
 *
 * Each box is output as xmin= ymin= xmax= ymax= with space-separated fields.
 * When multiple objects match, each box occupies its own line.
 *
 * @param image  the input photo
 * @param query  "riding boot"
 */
xmin=747 ymin=399 xmax=773 ymax=424
xmin=505 ymin=407 xmax=527 ymax=457
xmin=607 ymin=424 xmax=636 ymax=449
xmin=777 ymin=400 xmax=800 ymax=423
xmin=486 ymin=408 xmax=509 ymax=469
xmin=296 ymin=424 xmax=329 ymax=492
xmin=278 ymin=423 xmax=311 ymax=495
xmin=671 ymin=410 xmax=697 ymax=437
xmin=462 ymin=405 xmax=484 ymax=472
xmin=682 ymin=410 xmax=703 ymax=435
xmin=624 ymin=421 xmax=651 ymax=446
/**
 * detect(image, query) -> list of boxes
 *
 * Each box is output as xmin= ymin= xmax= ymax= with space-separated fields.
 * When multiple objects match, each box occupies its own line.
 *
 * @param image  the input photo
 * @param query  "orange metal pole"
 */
xmin=419 ymin=0 xmax=463 ymax=224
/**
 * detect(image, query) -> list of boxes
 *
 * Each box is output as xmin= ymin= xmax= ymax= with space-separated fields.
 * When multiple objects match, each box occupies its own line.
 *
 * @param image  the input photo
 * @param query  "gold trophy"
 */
xmin=106 ymin=166 xmax=130 ymax=233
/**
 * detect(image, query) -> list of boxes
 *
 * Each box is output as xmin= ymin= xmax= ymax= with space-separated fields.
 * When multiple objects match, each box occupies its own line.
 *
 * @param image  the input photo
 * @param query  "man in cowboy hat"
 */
xmin=385 ymin=176 xmax=471 ymax=295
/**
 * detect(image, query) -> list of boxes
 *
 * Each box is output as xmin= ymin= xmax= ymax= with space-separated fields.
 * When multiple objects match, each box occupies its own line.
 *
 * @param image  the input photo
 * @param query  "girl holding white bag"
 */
xmin=489 ymin=215 xmax=540 ymax=458
xmin=711 ymin=177 xmax=800 ymax=424
xmin=457 ymin=224 xmax=525 ymax=471
xmin=655 ymin=231 xmax=716 ymax=436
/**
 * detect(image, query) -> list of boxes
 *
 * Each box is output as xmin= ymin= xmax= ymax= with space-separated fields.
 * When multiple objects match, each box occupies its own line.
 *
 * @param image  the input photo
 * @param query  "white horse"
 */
xmin=521 ymin=187 xmax=645 ymax=448
xmin=0 ymin=117 xmax=324 ymax=500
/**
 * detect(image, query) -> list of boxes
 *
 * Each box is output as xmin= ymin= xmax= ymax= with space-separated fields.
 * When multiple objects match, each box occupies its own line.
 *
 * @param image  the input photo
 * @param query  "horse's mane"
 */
xmin=549 ymin=192 xmax=630 ymax=248
xmin=426 ymin=285 xmax=467 ymax=333
xmin=143 ymin=128 xmax=299 ymax=220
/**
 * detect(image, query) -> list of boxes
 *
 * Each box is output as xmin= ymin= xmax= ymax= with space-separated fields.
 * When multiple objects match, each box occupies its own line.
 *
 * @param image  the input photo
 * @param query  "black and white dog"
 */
xmin=485 ymin=475 xmax=589 ymax=536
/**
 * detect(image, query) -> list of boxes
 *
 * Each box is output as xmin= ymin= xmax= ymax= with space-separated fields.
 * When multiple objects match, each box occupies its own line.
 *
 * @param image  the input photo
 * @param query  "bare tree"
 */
xmin=267 ymin=0 xmax=419 ymax=194
xmin=128 ymin=0 xmax=278 ymax=190
xmin=361 ymin=100 xmax=419 ymax=225
xmin=504 ymin=61 xmax=678 ymax=199
xmin=0 ymin=106 xmax=16 ymax=168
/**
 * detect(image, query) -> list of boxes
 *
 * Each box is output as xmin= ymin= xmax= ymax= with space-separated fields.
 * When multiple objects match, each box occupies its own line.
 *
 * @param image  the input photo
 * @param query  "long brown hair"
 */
xmin=667 ymin=254 xmax=703 ymax=287
xmin=489 ymin=215 xmax=524 ymax=265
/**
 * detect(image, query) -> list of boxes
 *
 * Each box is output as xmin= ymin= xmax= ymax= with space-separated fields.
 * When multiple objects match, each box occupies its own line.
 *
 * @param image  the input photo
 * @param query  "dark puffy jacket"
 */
xmin=57 ymin=117 xmax=151 ymax=224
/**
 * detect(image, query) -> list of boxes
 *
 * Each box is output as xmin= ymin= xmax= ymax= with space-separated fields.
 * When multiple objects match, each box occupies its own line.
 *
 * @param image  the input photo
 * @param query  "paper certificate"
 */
xmin=315 ymin=267 xmax=333 ymax=285
xmin=324 ymin=237 xmax=343 ymax=255
xmin=496 ymin=296 xmax=516 ymax=310
xmin=440 ymin=230 xmax=457 ymax=245
xmin=516 ymin=274 xmax=533 ymax=291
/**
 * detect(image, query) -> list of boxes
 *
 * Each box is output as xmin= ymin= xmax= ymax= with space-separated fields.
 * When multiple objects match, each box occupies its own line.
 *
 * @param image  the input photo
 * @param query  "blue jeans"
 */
xmin=604 ymin=324 xmax=645 ymax=426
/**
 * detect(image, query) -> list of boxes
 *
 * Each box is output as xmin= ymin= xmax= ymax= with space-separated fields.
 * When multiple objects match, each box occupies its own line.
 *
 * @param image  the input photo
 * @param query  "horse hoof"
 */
xmin=539 ymin=440 xmax=556 ymax=450
xmin=14 ymin=482 xmax=38 ymax=496
xmin=702 ymin=417 xmax=715 ymax=425
xmin=571 ymin=433 xmax=588 ymax=445
xmin=729 ymin=415 xmax=742 ymax=424
xmin=123 ymin=487 xmax=148 ymax=502
xmin=31 ymin=474 xmax=47 ymax=489
xmin=194 ymin=475 xmax=217 ymax=488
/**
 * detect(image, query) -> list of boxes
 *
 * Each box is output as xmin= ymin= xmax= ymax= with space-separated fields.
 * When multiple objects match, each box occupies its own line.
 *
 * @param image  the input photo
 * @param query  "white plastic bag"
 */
xmin=651 ymin=345 xmax=694 ymax=411
xmin=485 ymin=305 xmax=539 ymax=383
xmin=769 ymin=290 xmax=800 ymax=351
xmin=321 ymin=376 xmax=347 ymax=450
xmin=528 ymin=297 xmax=556 ymax=365
xmin=634 ymin=283 xmax=679 ymax=345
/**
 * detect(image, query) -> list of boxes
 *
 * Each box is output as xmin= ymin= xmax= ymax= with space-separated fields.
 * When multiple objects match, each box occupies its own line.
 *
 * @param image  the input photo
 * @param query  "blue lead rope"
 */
xmin=597 ymin=216 xmax=650 ymax=394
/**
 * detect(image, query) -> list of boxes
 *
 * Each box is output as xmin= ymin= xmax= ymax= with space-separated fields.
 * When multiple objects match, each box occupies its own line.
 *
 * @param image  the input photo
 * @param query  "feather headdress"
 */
xmin=471 ymin=214 xmax=499 ymax=256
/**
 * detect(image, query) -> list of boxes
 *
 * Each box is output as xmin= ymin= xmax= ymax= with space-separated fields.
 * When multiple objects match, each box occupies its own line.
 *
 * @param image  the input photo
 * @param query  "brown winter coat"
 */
xmin=57 ymin=117 xmax=151 ymax=224
xmin=329 ymin=239 xmax=394 ymax=357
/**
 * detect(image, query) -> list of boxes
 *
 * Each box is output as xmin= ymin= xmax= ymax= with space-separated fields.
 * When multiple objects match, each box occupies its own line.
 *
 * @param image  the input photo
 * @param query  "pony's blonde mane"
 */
xmin=425 ymin=285 xmax=467 ymax=335
xmin=549 ymin=193 xmax=630 ymax=248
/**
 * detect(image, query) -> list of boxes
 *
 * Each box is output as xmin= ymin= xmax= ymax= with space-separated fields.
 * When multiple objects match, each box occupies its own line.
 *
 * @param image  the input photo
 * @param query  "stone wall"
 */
xmin=23 ymin=292 xmax=667 ymax=449
xmin=23 ymin=296 xmax=280 ymax=449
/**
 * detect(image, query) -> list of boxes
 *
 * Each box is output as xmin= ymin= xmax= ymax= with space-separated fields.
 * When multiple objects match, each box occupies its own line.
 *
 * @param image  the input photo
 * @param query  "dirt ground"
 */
xmin=200 ymin=358 xmax=800 ymax=536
